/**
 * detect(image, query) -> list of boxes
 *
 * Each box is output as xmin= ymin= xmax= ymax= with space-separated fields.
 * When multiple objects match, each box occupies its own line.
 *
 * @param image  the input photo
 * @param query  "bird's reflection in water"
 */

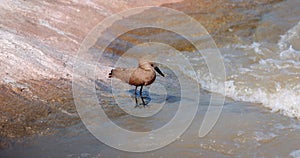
xmin=129 ymin=89 xmax=181 ymax=108
xmin=129 ymin=89 xmax=151 ymax=108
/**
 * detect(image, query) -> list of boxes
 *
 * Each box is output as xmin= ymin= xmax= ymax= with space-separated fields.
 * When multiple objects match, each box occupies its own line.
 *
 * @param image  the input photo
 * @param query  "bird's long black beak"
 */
xmin=154 ymin=66 xmax=165 ymax=77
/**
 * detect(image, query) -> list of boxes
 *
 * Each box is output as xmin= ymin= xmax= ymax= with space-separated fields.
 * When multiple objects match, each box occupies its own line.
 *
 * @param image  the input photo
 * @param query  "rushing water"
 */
xmin=201 ymin=0 xmax=300 ymax=118
xmin=195 ymin=22 xmax=300 ymax=118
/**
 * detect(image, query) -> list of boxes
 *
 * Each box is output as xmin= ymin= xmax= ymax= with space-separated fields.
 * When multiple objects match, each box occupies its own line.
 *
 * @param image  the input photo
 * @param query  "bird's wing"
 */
xmin=109 ymin=68 xmax=135 ymax=83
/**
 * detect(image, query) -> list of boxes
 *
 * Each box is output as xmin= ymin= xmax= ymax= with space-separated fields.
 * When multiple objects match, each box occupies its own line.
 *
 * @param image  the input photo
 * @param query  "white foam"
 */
xmin=290 ymin=150 xmax=300 ymax=158
xmin=280 ymin=45 xmax=300 ymax=61
xmin=278 ymin=21 xmax=300 ymax=51
xmin=254 ymin=131 xmax=277 ymax=142
xmin=199 ymin=78 xmax=300 ymax=118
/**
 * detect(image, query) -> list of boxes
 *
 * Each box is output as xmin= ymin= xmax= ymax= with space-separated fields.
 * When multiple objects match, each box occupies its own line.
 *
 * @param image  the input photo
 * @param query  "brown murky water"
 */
xmin=1 ymin=88 xmax=300 ymax=157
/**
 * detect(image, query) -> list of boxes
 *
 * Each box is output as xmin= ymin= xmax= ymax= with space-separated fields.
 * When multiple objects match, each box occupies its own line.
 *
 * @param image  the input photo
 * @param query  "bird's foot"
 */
xmin=134 ymin=103 xmax=148 ymax=108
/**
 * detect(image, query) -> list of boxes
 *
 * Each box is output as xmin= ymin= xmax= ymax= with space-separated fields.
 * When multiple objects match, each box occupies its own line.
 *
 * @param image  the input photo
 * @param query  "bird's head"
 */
xmin=139 ymin=60 xmax=165 ymax=77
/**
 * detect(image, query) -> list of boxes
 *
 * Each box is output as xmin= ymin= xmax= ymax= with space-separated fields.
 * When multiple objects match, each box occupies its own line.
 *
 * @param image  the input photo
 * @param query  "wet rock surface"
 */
xmin=0 ymin=79 xmax=78 ymax=148
xmin=1 ymin=0 xmax=183 ymax=147
xmin=162 ymin=0 xmax=283 ymax=45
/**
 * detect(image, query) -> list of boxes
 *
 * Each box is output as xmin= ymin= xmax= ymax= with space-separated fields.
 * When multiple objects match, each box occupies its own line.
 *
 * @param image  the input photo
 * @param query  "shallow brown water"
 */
xmin=1 ymin=89 xmax=300 ymax=157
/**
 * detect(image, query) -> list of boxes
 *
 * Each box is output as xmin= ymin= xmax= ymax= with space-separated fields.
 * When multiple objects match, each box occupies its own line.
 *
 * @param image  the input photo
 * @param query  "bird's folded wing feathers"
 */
xmin=109 ymin=68 xmax=135 ymax=83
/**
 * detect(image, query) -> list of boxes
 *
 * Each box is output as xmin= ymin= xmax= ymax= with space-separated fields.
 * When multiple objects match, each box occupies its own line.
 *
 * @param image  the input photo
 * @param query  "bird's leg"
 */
xmin=141 ymin=96 xmax=146 ymax=107
xmin=140 ymin=86 xmax=143 ymax=97
xmin=134 ymin=86 xmax=138 ymax=95
xmin=134 ymin=95 xmax=139 ymax=108
xmin=139 ymin=86 xmax=146 ymax=106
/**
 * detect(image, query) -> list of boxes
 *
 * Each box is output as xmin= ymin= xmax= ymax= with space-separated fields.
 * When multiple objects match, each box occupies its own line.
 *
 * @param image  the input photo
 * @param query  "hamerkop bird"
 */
xmin=108 ymin=60 xmax=165 ymax=97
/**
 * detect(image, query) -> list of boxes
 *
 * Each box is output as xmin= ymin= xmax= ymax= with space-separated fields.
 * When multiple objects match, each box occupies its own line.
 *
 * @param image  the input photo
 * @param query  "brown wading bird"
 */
xmin=108 ymin=60 xmax=165 ymax=101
